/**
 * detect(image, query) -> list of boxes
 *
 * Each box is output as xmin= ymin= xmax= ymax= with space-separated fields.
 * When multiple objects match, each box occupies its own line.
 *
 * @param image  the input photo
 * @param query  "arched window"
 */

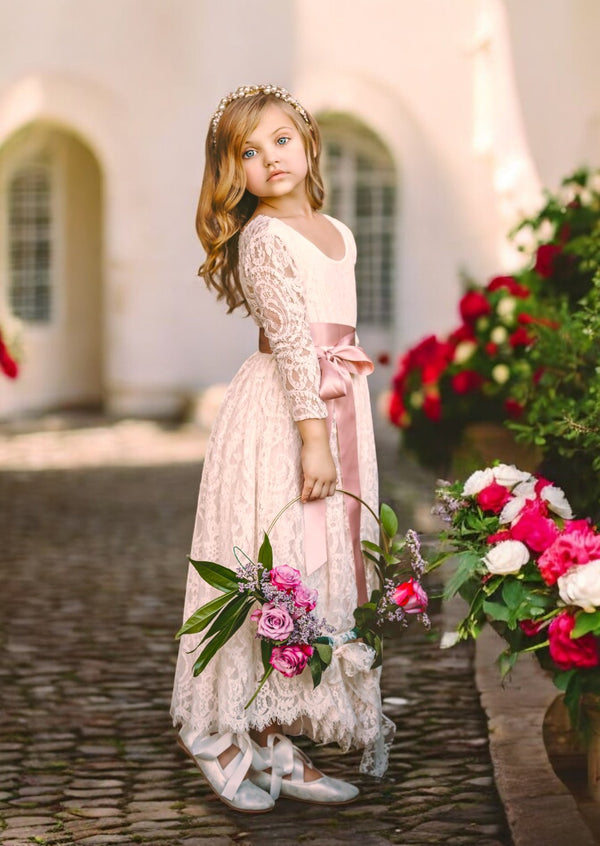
xmin=320 ymin=115 xmax=396 ymax=327
xmin=7 ymin=160 xmax=53 ymax=322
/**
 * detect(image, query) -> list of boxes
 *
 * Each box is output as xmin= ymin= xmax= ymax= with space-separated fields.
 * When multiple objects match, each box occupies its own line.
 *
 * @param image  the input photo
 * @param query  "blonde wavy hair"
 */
xmin=196 ymin=92 xmax=324 ymax=313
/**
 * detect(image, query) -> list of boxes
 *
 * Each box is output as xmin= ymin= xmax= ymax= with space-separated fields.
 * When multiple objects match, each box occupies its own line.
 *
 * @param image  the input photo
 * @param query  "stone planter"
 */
xmin=450 ymin=421 xmax=542 ymax=480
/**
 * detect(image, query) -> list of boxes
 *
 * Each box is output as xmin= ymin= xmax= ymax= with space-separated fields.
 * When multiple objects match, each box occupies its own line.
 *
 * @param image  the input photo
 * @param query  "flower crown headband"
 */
xmin=210 ymin=84 xmax=313 ymax=146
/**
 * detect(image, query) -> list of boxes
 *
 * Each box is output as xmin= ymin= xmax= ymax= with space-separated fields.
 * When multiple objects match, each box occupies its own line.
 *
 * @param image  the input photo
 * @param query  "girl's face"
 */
xmin=241 ymin=103 xmax=309 ymax=204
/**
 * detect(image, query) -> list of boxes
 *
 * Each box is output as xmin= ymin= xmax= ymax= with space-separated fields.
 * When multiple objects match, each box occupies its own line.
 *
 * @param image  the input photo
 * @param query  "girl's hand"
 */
xmin=296 ymin=419 xmax=337 ymax=503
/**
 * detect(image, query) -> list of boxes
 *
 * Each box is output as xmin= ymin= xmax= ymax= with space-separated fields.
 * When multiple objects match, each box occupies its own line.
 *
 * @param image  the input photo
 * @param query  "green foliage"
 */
xmin=509 ymin=230 xmax=600 ymax=519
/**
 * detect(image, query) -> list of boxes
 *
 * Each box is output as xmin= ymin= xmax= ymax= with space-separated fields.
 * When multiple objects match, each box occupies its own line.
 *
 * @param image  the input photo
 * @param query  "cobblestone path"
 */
xmin=0 ymin=425 xmax=511 ymax=845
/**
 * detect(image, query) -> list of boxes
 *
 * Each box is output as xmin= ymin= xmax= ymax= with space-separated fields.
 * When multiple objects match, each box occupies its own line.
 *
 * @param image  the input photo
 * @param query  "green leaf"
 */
xmin=362 ymin=540 xmax=384 ymax=554
xmin=260 ymin=638 xmax=272 ymax=673
xmin=175 ymin=590 xmax=238 ymax=637
xmin=482 ymin=600 xmax=511 ymax=623
xmin=257 ymin=533 xmax=273 ymax=570
xmin=501 ymin=579 xmax=526 ymax=610
xmin=192 ymin=598 xmax=254 ymax=676
xmin=572 ymin=610 xmax=600 ymax=638
xmin=552 ymin=669 xmax=577 ymax=692
xmin=314 ymin=642 xmax=333 ymax=666
xmin=498 ymin=649 xmax=519 ymax=678
xmin=380 ymin=503 xmax=398 ymax=539
xmin=188 ymin=558 xmax=239 ymax=592
xmin=444 ymin=552 xmax=482 ymax=598
xmin=200 ymin=593 xmax=249 ymax=644
xmin=308 ymin=652 xmax=324 ymax=687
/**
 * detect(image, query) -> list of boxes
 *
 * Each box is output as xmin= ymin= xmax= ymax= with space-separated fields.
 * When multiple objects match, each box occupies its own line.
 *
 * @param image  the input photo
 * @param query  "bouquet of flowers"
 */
xmin=429 ymin=463 xmax=600 ymax=728
xmin=176 ymin=492 xmax=430 ymax=707
xmin=389 ymin=167 xmax=600 ymax=473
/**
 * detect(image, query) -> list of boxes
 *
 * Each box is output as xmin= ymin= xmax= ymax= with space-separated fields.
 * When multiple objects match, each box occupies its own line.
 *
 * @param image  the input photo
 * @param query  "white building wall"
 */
xmin=0 ymin=0 xmax=597 ymax=418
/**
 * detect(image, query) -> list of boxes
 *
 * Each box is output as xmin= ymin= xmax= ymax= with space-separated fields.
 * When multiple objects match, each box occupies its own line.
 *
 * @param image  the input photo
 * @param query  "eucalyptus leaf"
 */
xmin=314 ymin=642 xmax=333 ymax=666
xmin=308 ymin=652 xmax=323 ymax=687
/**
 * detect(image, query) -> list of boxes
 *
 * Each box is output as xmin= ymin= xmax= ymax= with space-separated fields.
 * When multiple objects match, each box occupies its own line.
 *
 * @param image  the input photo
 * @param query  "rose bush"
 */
xmin=429 ymin=462 xmax=600 ymax=729
xmin=389 ymin=168 xmax=600 ymax=475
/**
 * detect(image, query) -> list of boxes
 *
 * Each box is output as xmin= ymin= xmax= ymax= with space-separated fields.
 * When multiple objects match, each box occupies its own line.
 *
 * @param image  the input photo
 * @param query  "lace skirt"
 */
xmin=170 ymin=351 xmax=385 ymax=760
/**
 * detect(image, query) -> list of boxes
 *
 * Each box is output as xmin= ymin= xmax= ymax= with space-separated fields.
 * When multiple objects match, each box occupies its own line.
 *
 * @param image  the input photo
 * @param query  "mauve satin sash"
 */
xmin=259 ymin=322 xmax=374 ymax=606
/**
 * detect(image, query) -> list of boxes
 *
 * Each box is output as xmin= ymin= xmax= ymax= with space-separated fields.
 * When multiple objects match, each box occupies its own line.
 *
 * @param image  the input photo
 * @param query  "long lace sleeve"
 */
xmin=239 ymin=219 xmax=327 ymax=421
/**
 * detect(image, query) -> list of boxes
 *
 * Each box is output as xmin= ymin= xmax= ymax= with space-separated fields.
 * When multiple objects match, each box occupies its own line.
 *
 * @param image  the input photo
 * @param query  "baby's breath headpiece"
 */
xmin=210 ymin=84 xmax=312 ymax=145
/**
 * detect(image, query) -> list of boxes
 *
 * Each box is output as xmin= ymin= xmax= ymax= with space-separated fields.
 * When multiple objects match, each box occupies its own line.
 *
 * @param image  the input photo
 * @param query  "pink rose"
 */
xmin=269 ymin=643 xmax=313 ymax=677
xmin=510 ymin=501 xmax=559 ymax=553
xmin=293 ymin=583 xmax=318 ymax=615
xmin=538 ymin=529 xmax=600 ymax=585
xmin=476 ymin=481 xmax=512 ymax=514
xmin=393 ymin=578 xmax=428 ymax=613
xmin=269 ymin=565 xmax=302 ymax=592
xmin=254 ymin=602 xmax=294 ymax=641
xmin=548 ymin=611 xmax=600 ymax=670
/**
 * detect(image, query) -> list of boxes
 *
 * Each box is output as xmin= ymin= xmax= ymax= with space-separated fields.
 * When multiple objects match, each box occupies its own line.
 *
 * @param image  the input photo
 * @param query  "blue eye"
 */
xmin=242 ymin=149 xmax=256 ymax=159
xmin=276 ymin=136 xmax=290 ymax=145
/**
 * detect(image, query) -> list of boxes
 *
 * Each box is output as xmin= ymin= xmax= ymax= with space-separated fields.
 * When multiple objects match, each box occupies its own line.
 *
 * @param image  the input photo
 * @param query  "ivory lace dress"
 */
xmin=171 ymin=214 xmax=393 ymax=775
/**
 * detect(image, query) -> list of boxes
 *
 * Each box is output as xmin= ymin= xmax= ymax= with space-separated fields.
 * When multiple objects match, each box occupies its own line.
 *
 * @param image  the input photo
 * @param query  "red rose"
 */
xmin=518 ymin=313 xmax=560 ymax=330
xmin=487 ymin=276 xmax=530 ymax=299
xmin=485 ymin=342 xmax=499 ymax=356
xmin=423 ymin=392 xmax=442 ymax=422
xmin=548 ymin=611 xmax=600 ymax=670
xmin=534 ymin=243 xmax=562 ymax=279
xmin=448 ymin=324 xmax=475 ymax=345
xmin=519 ymin=619 xmax=545 ymax=637
xmin=504 ymin=398 xmax=524 ymax=418
xmin=511 ymin=503 xmax=560 ymax=553
xmin=451 ymin=370 xmax=484 ymax=394
xmin=459 ymin=290 xmax=491 ymax=324
xmin=0 ymin=339 xmax=18 ymax=379
xmin=487 ymin=529 xmax=513 ymax=544
xmin=538 ymin=529 xmax=600 ymax=585
xmin=476 ymin=482 xmax=512 ymax=514
xmin=389 ymin=391 xmax=409 ymax=428
xmin=509 ymin=326 xmax=534 ymax=348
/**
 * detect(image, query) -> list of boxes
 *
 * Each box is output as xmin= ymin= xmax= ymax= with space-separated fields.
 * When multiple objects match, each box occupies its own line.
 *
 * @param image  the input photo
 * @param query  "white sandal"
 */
xmin=250 ymin=733 xmax=359 ymax=804
xmin=178 ymin=726 xmax=275 ymax=813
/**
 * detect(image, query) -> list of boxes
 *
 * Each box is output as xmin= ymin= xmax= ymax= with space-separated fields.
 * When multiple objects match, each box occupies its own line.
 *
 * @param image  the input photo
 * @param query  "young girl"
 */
xmin=171 ymin=84 xmax=392 ymax=813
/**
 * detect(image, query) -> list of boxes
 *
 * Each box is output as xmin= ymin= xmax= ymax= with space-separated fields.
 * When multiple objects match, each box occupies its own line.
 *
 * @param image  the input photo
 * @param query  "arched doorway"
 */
xmin=0 ymin=122 xmax=103 ymax=417
xmin=318 ymin=113 xmax=398 ymax=395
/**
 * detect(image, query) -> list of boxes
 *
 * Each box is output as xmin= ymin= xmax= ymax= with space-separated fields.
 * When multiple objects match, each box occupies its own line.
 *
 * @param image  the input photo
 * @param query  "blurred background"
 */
xmin=0 ymin=0 xmax=598 ymax=421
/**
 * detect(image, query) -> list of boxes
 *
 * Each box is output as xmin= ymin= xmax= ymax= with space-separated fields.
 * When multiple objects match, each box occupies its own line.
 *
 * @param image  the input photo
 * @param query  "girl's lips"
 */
xmin=267 ymin=171 xmax=287 ymax=181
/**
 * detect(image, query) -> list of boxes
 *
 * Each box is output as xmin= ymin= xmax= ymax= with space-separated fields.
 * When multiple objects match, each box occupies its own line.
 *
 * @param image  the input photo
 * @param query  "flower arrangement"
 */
xmin=430 ymin=462 xmax=600 ymax=729
xmin=176 ymin=493 xmax=430 ymax=707
xmin=389 ymin=168 xmax=600 ymax=473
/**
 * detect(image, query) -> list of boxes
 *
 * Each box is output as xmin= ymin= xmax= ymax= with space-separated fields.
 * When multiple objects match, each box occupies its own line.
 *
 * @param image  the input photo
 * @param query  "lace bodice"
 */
xmin=238 ymin=215 xmax=357 ymax=421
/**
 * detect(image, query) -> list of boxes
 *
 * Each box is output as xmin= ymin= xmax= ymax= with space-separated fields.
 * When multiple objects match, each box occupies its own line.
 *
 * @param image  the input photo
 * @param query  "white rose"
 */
xmin=499 ymin=495 xmax=532 ymax=525
xmin=483 ymin=540 xmax=530 ymax=575
xmin=497 ymin=297 xmax=516 ymax=321
xmin=492 ymin=464 xmax=532 ymax=488
xmin=463 ymin=468 xmax=495 ymax=496
xmin=492 ymin=364 xmax=510 ymax=384
xmin=541 ymin=485 xmax=574 ymax=520
xmin=558 ymin=560 xmax=600 ymax=612
xmin=453 ymin=341 xmax=477 ymax=364
xmin=512 ymin=480 xmax=537 ymax=498
xmin=490 ymin=326 xmax=508 ymax=344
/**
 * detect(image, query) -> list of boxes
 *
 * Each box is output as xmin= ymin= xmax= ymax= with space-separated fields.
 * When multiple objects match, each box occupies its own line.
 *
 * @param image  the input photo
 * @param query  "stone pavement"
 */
xmin=0 ymin=414 xmax=513 ymax=845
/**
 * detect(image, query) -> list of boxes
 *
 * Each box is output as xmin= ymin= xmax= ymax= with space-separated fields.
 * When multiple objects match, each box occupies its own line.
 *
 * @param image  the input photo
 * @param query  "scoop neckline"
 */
xmin=252 ymin=213 xmax=347 ymax=263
